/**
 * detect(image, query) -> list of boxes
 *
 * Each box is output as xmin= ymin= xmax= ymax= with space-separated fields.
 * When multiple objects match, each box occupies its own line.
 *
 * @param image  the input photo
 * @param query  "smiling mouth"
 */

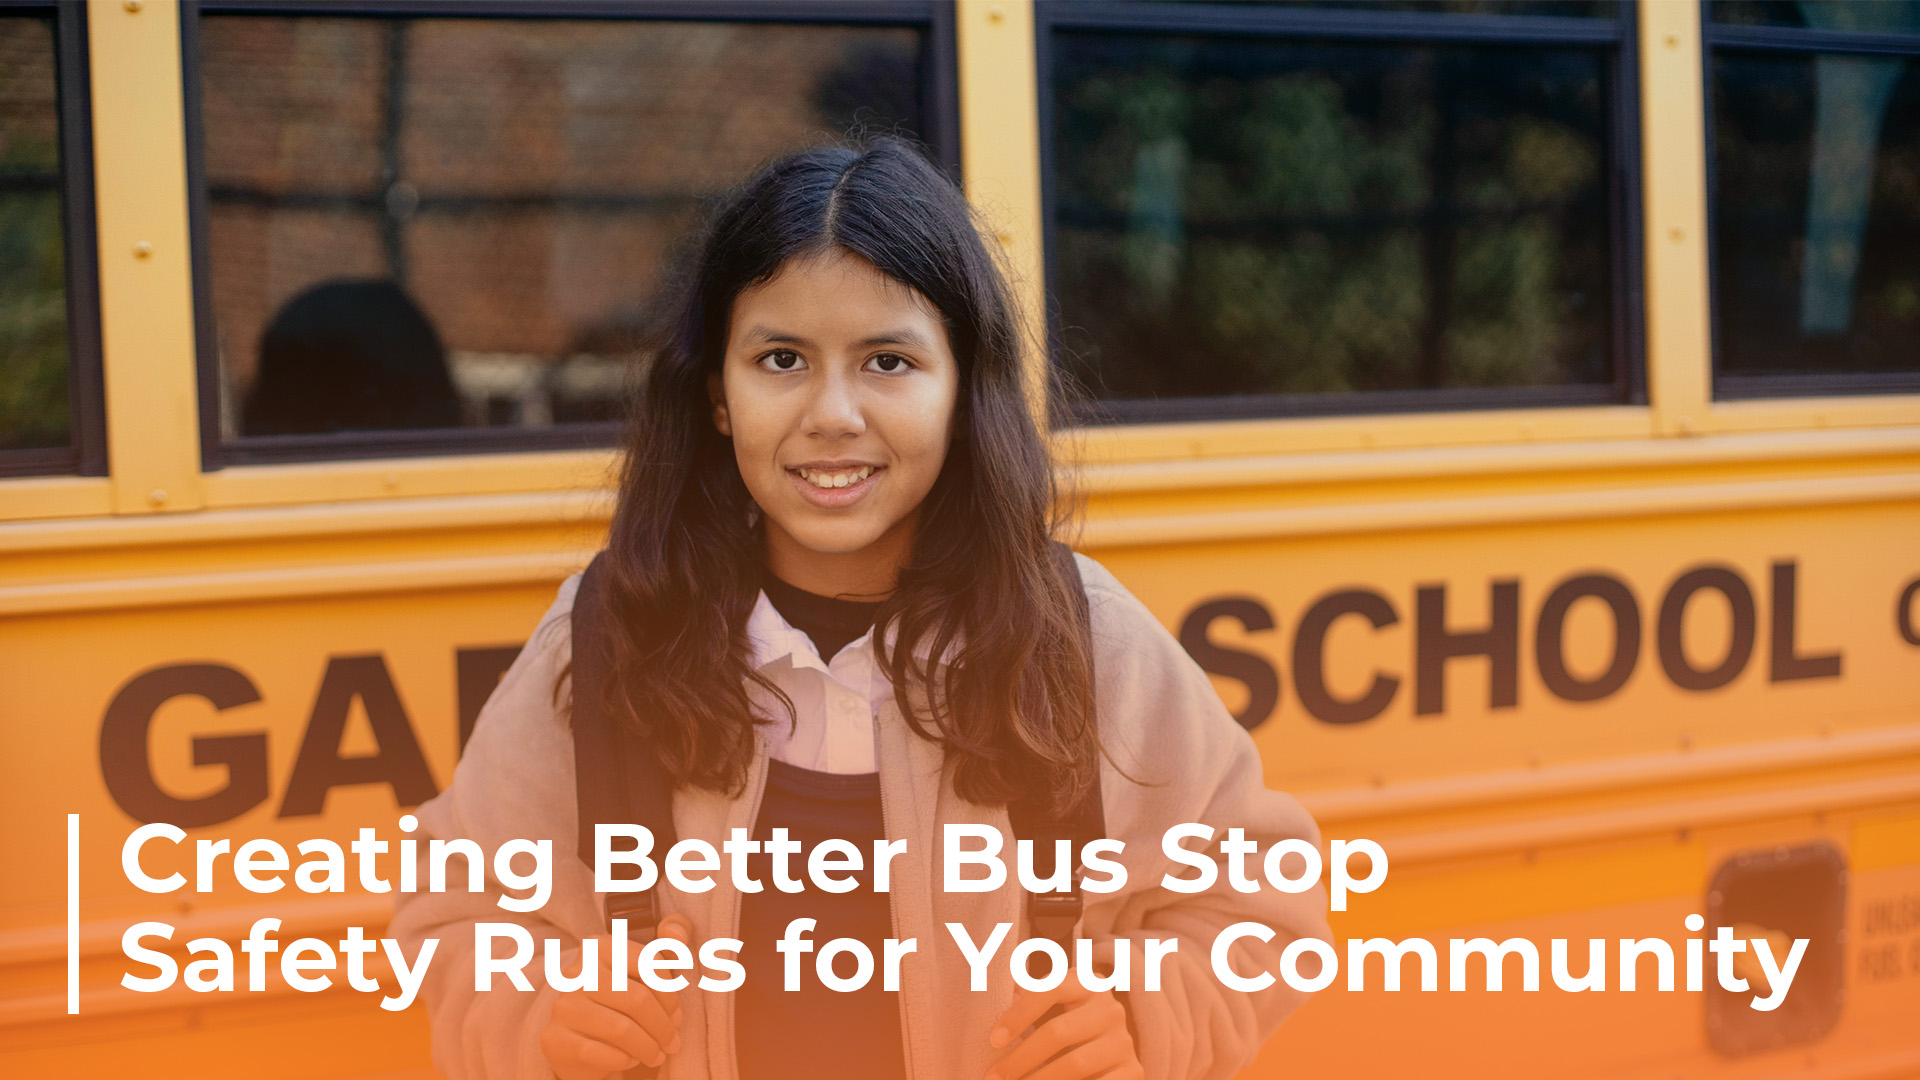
xmin=792 ymin=465 xmax=878 ymax=490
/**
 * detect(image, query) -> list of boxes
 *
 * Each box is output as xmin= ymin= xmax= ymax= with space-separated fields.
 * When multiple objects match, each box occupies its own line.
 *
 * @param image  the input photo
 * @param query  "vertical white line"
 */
xmin=67 ymin=813 xmax=79 ymax=1015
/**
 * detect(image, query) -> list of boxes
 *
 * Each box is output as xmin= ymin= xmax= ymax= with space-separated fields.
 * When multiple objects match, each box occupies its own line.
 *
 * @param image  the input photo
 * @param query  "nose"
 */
xmin=799 ymin=364 xmax=866 ymax=440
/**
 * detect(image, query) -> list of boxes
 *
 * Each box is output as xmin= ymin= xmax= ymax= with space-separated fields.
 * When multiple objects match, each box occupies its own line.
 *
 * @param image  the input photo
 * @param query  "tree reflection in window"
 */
xmin=1711 ymin=0 xmax=1920 ymax=382
xmin=1049 ymin=32 xmax=1620 ymax=418
xmin=0 ymin=14 xmax=69 ymax=453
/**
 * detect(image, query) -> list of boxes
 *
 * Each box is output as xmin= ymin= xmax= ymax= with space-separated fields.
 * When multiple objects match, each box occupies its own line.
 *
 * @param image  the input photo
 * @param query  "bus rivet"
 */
xmin=133 ymin=241 xmax=153 ymax=259
xmin=148 ymin=488 xmax=167 ymax=506
xmin=1664 ymin=34 xmax=1678 ymax=49
xmin=1668 ymin=226 xmax=1684 ymax=242
xmin=988 ymin=6 xmax=1005 ymax=24
xmin=125 ymin=0 xmax=143 ymax=11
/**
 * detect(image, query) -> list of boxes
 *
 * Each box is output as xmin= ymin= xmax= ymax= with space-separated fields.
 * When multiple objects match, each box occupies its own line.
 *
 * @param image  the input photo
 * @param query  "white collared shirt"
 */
xmin=743 ymin=589 xmax=894 ymax=774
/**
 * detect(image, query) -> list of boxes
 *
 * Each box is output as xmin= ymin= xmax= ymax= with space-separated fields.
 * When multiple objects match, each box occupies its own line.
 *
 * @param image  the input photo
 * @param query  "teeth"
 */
xmin=798 ymin=466 xmax=873 ymax=490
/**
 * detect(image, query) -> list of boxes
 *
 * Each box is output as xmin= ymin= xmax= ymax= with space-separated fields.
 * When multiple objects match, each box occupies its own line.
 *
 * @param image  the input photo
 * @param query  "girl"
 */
xmin=392 ymin=139 xmax=1329 ymax=1080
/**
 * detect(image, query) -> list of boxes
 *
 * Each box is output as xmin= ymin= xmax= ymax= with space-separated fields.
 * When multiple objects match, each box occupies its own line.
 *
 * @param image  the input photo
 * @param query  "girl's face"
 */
xmin=712 ymin=250 xmax=960 ymax=597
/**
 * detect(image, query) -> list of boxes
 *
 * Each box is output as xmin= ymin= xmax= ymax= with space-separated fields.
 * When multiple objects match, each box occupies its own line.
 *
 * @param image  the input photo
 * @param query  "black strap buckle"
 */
xmin=606 ymin=889 xmax=660 ymax=941
xmin=1027 ymin=889 xmax=1084 ymax=947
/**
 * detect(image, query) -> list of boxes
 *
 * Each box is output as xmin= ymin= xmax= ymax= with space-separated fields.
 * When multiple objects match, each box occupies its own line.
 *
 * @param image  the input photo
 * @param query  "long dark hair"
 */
xmin=589 ymin=139 xmax=1096 ymax=814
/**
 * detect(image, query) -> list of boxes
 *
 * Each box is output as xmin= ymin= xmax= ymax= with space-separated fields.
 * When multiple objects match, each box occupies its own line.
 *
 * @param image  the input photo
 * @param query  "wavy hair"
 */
xmin=587 ymin=138 xmax=1096 ymax=814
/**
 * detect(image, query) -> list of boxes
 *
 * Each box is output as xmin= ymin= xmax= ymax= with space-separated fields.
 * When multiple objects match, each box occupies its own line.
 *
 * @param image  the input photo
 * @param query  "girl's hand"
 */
xmin=541 ymin=914 xmax=693 ymax=1080
xmin=984 ymin=982 xmax=1143 ymax=1080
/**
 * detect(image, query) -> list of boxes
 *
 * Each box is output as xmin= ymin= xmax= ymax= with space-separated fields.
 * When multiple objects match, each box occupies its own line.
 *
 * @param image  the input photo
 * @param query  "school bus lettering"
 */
xmin=94 ymin=557 xmax=1866 ymax=831
xmin=1415 ymin=580 xmax=1521 ymax=716
xmin=1535 ymin=574 xmax=1640 ymax=703
xmin=1656 ymin=566 xmax=1758 ymax=692
xmin=101 ymin=654 xmax=449 ymax=829
xmin=100 ymin=663 xmax=270 ymax=828
xmin=279 ymin=655 xmax=438 ymax=819
xmin=1177 ymin=597 xmax=1280 ymax=730
xmin=1768 ymin=562 xmax=1844 ymax=682
xmin=1291 ymin=589 xmax=1400 ymax=727
xmin=1898 ymin=576 xmax=1920 ymax=647
xmin=1180 ymin=558 xmax=1853 ymax=730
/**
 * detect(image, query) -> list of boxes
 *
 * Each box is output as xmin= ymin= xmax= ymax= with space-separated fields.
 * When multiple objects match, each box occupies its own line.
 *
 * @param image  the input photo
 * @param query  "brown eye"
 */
xmin=866 ymin=352 xmax=911 ymax=373
xmin=759 ymin=349 xmax=804 ymax=372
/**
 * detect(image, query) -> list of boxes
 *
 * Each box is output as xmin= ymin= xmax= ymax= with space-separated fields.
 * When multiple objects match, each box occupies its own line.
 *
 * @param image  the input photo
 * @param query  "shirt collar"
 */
xmin=745 ymin=589 xmax=952 ymax=672
xmin=746 ymin=590 xmax=830 ymax=674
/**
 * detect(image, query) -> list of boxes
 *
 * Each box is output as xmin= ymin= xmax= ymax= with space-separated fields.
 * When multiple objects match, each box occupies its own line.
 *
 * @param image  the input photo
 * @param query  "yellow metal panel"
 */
xmin=1073 ymin=426 xmax=1920 ymax=495
xmin=956 ymin=0 xmax=1049 ymax=416
xmin=1076 ymin=427 xmax=1920 ymax=549
xmin=196 ymin=447 xmax=620 ymax=511
xmin=1062 ymin=406 xmax=1658 ymax=467
xmin=1638 ymin=0 xmax=1713 ymax=437
xmin=1098 ymin=503 xmax=1920 ymax=791
xmin=2 ymin=427 xmax=1911 ymax=618
xmin=1705 ymin=395 xmax=1920 ymax=434
xmin=87 ymin=0 xmax=204 ymax=515
xmin=1082 ymin=469 xmax=1920 ymax=548
xmin=0 ymin=477 xmax=113 ymax=523
xmin=0 ymin=490 xmax=608 ymax=617
xmin=1302 ymin=724 xmax=1920 ymax=827
xmin=0 ymin=489 xmax=610 ymax=557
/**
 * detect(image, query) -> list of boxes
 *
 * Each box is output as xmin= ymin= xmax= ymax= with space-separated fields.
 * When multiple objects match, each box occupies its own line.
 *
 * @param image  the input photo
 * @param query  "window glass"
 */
xmin=1238 ymin=2 xmax=1618 ymax=16
xmin=1711 ymin=1 xmax=1920 ymax=31
xmin=0 ymin=13 xmax=70 ymax=455
xmin=197 ymin=15 xmax=930 ymax=446
xmin=1709 ymin=4 xmax=1920 ymax=382
xmin=1049 ymin=32 xmax=1619 ymax=418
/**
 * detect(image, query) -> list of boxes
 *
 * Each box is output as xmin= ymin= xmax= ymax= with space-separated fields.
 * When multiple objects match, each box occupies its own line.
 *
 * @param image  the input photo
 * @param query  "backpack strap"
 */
xmin=571 ymin=552 xmax=676 ymax=938
xmin=1006 ymin=541 xmax=1106 ymax=952
xmin=572 ymin=554 xmax=669 ymax=1080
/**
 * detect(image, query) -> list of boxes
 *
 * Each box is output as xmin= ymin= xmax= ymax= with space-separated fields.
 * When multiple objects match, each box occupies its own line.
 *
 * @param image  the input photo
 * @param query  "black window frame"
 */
xmin=0 ymin=0 xmax=107 ymax=480
xmin=1035 ymin=0 xmax=1648 ymax=426
xmin=1703 ymin=1 xmax=1920 ymax=400
xmin=181 ymin=0 xmax=960 ymax=469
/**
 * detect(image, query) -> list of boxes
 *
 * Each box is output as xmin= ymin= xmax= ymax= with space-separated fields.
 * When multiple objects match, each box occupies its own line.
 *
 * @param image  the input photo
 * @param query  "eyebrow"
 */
xmin=857 ymin=329 xmax=935 ymax=350
xmin=741 ymin=326 xmax=934 ymax=351
xmin=741 ymin=327 xmax=815 ymax=348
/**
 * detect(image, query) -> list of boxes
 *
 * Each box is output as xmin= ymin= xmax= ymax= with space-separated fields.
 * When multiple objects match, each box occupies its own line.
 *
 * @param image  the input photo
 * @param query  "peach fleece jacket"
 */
xmin=389 ymin=554 xmax=1331 ymax=1080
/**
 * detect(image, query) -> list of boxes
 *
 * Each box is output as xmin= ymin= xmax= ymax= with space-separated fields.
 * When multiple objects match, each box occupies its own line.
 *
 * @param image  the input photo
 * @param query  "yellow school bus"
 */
xmin=2 ymin=1 xmax=1916 ymax=1077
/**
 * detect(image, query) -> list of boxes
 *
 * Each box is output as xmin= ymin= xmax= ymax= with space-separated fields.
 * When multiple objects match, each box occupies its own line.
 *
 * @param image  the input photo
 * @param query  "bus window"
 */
xmin=0 ymin=4 xmax=102 ymax=478
xmin=1707 ymin=1 xmax=1920 ymax=397
xmin=1038 ymin=2 xmax=1641 ymax=424
xmin=187 ymin=7 xmax=955 ymax=464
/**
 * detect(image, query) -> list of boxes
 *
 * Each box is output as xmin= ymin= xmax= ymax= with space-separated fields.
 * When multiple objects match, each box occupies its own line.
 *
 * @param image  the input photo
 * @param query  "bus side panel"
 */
xmin=0 ymin=498 xmax=1914 ymax=1076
